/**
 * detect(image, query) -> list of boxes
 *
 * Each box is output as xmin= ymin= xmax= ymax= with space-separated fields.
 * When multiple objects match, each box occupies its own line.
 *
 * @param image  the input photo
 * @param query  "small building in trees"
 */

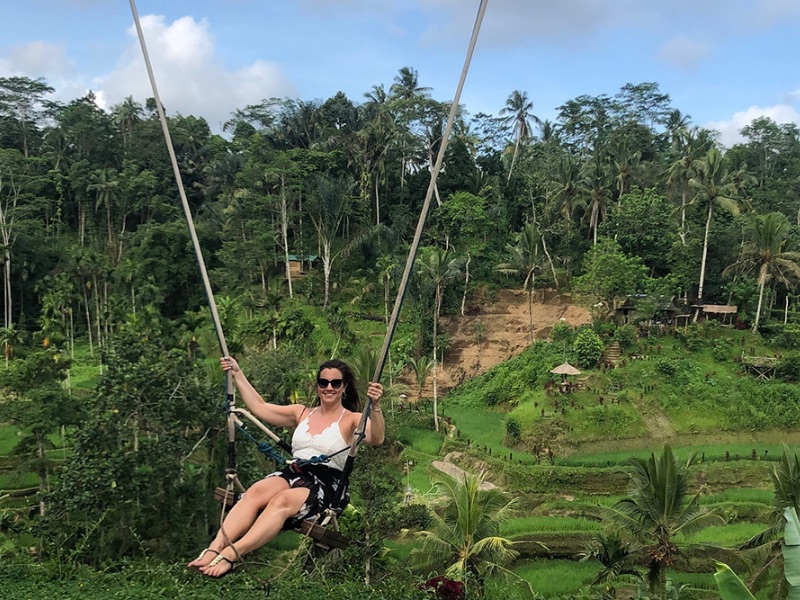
xmin=287 ymin=254 xmax=318 ymax=279
xmin=692 ymin=304 xmax=738 ymax=326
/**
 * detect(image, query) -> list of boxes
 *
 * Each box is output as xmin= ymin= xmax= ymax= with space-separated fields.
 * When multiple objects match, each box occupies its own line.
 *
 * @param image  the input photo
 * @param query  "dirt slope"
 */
xmin=410 ymin=289 xmax=591 ymax=400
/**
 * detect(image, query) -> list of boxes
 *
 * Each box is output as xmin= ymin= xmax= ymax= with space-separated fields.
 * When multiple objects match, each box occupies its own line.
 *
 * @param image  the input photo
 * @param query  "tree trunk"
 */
xmin=432 ymin=285 xmax=441 ymax=433
xmin=694 ymin=202 xmax=714 ymax=321
xmin=83 ymin=286 xmax=94 ymax=356
xmin=280 ymin=175 xmax=293 ymax=298
xmin=460 ymin=253 xmax=471 ymax=316
xmin=752 ymin=271 xmax=766 ymax=334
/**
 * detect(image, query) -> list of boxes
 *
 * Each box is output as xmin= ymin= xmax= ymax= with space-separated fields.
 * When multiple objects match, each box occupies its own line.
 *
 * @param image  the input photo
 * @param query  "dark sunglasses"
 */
xmin=317 ymin=378 xmax=344 ymax=389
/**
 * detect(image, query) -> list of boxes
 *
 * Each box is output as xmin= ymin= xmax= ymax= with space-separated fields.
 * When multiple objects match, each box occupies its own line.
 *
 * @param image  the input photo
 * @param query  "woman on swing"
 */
xmin=188 ymin=356 xmax=384 ymax=577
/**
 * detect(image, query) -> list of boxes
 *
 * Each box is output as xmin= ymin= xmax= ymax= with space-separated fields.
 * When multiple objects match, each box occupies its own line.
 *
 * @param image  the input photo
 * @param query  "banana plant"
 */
xmin=715 ymin=506 xmax=800 ymax=599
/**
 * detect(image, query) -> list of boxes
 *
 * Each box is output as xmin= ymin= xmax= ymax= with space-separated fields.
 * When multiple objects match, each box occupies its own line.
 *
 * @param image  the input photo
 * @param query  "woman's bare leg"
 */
xmin=187 ymin=477 xmax=290 ymax=568
xmin=200 ymin=487 xmax=310 ymax=577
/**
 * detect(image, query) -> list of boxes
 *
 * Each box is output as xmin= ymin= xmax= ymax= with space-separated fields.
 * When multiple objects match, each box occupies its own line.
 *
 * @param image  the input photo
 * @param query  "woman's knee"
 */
xmin=242 ymin=477 xmax=287 ymax=507
xmin=267 ymin=489 xmax=309 ymax=517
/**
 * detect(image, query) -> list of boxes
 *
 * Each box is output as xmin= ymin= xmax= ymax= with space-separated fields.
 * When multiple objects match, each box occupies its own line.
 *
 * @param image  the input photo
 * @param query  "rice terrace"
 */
xmin=2 ymin=1 xmax=800 ymax=599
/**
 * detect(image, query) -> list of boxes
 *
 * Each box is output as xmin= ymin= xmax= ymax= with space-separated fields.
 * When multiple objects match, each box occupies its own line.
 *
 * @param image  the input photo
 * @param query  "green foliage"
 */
xmin=550 ymin=322 xmax=574 ymax=345
xmin=574 ymin=238 xmax=648 ymax=317
xmin=613 ymin=324 xmax=638 ymax=350
xmin=572 ymin=328 xmax=603 ymax=369
xmin=777 ymin=354 xmax=800 ymax=382
xmin=655 ymin=359 xmax=677 ymax=376
xmin=42 ymin=321 xmax=218 ymax=564
xmin=505 ymin=417 xmax=521 ymax=443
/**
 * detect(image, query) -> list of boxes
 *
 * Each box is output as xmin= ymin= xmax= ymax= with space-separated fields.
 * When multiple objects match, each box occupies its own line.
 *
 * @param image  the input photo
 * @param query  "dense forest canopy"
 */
xmin=1 ymin=73 xmax=798 ymax=351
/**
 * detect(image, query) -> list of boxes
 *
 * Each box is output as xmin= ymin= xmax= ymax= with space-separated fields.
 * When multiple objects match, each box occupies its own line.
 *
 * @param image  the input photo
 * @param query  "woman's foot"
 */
xmin=200 ymin=551 xmax=240 ymax=578
xmin=187 ymin=547 xmax=219 ymax=569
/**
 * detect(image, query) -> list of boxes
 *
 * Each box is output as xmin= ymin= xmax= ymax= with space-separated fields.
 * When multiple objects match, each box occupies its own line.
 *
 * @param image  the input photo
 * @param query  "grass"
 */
xmin=510 ymin=558 xmax=600 ymax=596
xmin=501 ymin=516 xmax=602 ymax=537
xmin=0 ymin=425 xmax=20 ymax=454
xmin=683 ymin=522 xmax=767 ymax=546
xmin=0 ymin=471 xmax=38 ymax=490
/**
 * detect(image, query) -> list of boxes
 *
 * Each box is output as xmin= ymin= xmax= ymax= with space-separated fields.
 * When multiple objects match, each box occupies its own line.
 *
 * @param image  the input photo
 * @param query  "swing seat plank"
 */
xmin=213 ymin=487 xmax=350 ymax=550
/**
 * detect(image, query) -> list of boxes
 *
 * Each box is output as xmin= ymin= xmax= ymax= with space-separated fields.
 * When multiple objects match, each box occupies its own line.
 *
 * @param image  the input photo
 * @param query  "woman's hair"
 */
xmin=316 ymin=358 xmax=361 ymax=412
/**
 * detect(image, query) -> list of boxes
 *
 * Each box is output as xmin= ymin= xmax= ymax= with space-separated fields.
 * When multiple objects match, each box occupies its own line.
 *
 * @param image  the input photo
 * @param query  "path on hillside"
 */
xmin=633 ymin=398 xmax=676 ymax=439
xmin=431 ymin=452 xmax=496 ymax=490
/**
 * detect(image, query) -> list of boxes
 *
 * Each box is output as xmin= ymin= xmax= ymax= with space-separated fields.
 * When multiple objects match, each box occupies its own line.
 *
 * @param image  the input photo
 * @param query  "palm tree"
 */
xmin=580 ymin=531 xmax=643 ymax=598
xmin=389 ymin=67 xmax=431 ymax=188
xmin=606 ymin=445 xmax=724 ymax=599
xmin=549 ymin=154 xmax=587 ymax=239
xmin=724 ymin=212 xmax=800 ymax=333
xmin=499 ymin=90 xmax=541 ymax=181
xmin=0 ymin=324 xmax=25 ymax=369
xmin=415 ymin=247 xmax=461 ymax=432
xmin=741 ymin=444 xmax=800 ymax=597
xmin=407 ymin=355 xmax=433 ymax=403
xmin=410 ymin=471 xmax=521 ymax=598
xmin=666 ymin=127 xmax=701 ymax=246
xmin=583 ymin=150 xmax=613 ymax=245
xmin=87 ymin=167 xmax=119 ymax=255
xmin=496 ymin=223 xmax=545 ymax=341
xmin=110 ymin=95 xmax=143 ymax=149
xmin=689 ymin=148 xmax=741 ymax=306
xmin=307 ymin=175 xmax=352 ymax=309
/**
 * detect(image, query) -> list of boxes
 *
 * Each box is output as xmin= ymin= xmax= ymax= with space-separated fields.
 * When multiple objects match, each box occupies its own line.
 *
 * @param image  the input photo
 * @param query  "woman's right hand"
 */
xmin=220 ymin=356 xmax=240 ymax=373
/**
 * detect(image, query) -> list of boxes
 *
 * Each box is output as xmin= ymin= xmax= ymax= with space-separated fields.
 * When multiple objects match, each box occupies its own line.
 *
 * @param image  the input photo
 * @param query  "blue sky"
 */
xmin=2 ymin=0 xmax=800 ymax=147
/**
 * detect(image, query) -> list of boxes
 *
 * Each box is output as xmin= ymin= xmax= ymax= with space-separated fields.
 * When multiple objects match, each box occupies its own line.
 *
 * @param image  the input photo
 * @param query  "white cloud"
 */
xmin=746 ymin=0 xmax=800 ymax=29
xmin=97 ymin=14 xmax=296 ymax=130
xmin=8 ymin=41 xmax=74 ymax=76
xmin=704 ymin=102 xmax=800 ymax=147
xmin=658 ymin=35 xmax=711 ymax=71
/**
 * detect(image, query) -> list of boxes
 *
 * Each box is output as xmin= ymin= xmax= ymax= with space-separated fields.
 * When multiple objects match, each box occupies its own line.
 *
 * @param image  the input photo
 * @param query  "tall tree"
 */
xmin=415 ymin=246 xmax=461 ymax=432
xmin=389 ymin=67 xmax=431 ymax=187
xmin=724 ymin=212 xmax=800 ymax=333
xmin=689 ymin=148 xmax=742 ymax=305
xmin=496 ymin=222 xmax=545 ymax=341
xmin=308 ymin=175 xmax=353 ymax=309
xmin=0 ymin=76 xmax=55 ymax=158
xmin=666 ymin=127 xmax=702 ymax=246
xmin=499 ymin=90 xmax=540 ymax=181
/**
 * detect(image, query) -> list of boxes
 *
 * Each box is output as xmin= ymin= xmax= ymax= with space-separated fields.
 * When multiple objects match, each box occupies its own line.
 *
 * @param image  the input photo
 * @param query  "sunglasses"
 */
xmin=317 ymin=378 xmax=344 ymax=389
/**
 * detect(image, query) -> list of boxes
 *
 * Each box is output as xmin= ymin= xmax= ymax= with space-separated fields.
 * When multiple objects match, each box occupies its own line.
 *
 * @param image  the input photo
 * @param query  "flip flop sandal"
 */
xmin=204 ymin=553 xmax=240 ymax=578
xmin=188 ymin=548 xmax=219 ymax=571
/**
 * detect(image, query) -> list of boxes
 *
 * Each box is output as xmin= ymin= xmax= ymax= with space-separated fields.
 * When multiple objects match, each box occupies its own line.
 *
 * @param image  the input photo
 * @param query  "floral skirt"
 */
xmin=266 ymin=463 xmax=349 ymax=529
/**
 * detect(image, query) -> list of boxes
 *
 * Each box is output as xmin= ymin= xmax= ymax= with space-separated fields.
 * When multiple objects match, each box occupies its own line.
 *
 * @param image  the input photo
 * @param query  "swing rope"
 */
xmin=127 ymin=0 xmax=488 ymax=581
xmin=332 ymin=0 xmax=489 ymax=511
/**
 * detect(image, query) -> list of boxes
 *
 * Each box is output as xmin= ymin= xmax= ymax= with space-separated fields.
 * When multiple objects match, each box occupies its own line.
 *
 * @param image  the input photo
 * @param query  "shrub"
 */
xmin=655 ymin=359 xmax=676 ymax=376
xmin=774 ymin=324 xmax=800 ymax=350
xmin=573 ymin=329 xmax=603 ymax=369
xmin=777 ymin=354 xmax=800 ymax=382
xmin=505 ymin=417 xmax=521 ymax=442
xmin=614 ymin=324 xmax=638 ymax=349
xmin=550 ymin=322 xmax=574 ymax=344
xmin=711 ymin=340 xmax=733 ymax=362
xmin=396 ymin=503 xmax=431 ymax=530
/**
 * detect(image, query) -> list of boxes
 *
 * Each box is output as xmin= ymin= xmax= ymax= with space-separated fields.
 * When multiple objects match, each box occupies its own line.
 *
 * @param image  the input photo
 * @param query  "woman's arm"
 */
xmin=362 ymin=381 xmax=385 ymax=446
xmin=221 ymin=356 xmax=302 ymax=428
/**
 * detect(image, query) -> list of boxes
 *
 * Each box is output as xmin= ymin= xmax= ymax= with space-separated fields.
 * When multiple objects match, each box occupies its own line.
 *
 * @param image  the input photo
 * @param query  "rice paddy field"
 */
xmin=2 ymin=324 xmax=799 ymax=598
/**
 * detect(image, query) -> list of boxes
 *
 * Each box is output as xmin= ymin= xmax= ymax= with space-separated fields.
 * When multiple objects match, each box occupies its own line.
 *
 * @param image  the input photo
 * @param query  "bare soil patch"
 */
xmin=409 ymin=289 xmax=591 ymax=399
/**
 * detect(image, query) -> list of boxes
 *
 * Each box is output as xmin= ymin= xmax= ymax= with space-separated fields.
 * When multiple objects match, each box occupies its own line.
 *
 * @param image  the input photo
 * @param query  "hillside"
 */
xmin=412 ymin=289 xmax=591 ymax=399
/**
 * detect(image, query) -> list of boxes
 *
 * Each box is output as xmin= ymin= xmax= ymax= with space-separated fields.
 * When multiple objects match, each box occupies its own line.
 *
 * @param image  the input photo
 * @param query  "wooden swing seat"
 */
xmin=213 ymin=487 xmax=350 ymax=550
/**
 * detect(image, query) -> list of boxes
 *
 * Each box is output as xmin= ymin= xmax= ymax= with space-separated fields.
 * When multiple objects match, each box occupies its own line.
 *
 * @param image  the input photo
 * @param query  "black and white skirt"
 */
xmin=266 ymin=463 xmax=349 ymax=529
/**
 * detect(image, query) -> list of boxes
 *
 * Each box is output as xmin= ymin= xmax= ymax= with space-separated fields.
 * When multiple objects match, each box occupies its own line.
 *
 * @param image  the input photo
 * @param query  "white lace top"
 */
xmin=291 ymin=408 xmax=349 ymax=471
